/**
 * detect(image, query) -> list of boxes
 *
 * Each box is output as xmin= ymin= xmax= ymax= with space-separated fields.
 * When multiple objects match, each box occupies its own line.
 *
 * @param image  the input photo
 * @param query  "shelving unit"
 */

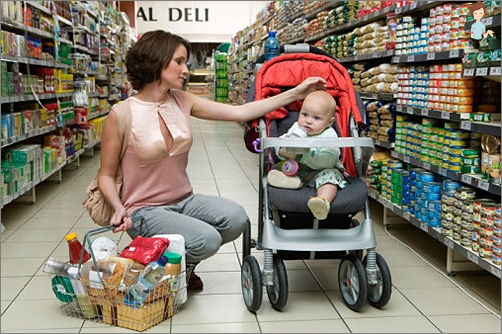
xmin=228 ymin=0 xmax=501 ymax=278
xmin=1 ymin=1 xmax=135 ymax=232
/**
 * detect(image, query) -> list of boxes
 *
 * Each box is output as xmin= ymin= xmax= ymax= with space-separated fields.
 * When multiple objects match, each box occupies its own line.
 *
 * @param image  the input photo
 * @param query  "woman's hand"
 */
xmin=110 ymin=207 xmax=132 ymax=233
xmin=294 ymin=76 xmax=327 ymax=100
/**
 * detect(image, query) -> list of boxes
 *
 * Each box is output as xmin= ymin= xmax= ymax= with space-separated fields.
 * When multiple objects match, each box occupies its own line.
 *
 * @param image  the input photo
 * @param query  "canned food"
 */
xmin=455 ymin=187 xmax=476 ymax=200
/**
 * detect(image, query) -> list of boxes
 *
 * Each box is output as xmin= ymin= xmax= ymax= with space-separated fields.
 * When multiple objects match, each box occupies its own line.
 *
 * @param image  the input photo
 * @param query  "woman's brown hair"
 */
xmin=125 ymin=30 xmax=191 ymax=91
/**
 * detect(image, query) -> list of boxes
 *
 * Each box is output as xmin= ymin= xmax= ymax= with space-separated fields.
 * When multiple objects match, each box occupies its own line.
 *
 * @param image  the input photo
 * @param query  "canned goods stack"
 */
xmin=414 ymin=171 xmax=436 ymax=224
xmin=427 ymin=64 xmax=478 ymax=114
xmin=420 ymin=118 xmax=440 ymax=164
xmin=481 ymin=134 xmax=501 ymax=185
xmin=406 ymin=167 xmax=424 ymax=215
xmin=368 ymin=159 xmax=384 ymax=193
xmin=479 ymin=201 xmax=497 ymax=260
xmin=382 ymin=159 xmax=403 ymax=201
xmin=451 ymin=187 xmax=476 ymax=243
xmin=391 ymin=169 xmax=405 ymax=206
xmin=492 ymin=204 xmax=501 ymax=266
xmin=442 ymin=125 xmax=470 ymax=173
xmin=428 ymin=3 xmax=472 ymax=53
xmin=441 ymin=180 xmax=462 ymax=236
xmin=394 ymin=16 xmax=419 ymax=56
xmin=472 ymin=199 xmax=496 ymax=253
xmin=396 ymin=65 xmax=430 ymax=109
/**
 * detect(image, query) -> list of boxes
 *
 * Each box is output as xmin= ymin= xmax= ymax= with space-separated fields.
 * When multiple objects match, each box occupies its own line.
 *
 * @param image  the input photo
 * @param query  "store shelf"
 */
xmin=369 ymin=188 xmax=501 ymax=278
xmin=0 ymin=148 xmax=85 ymax=209
xmin=395 ymin=105 xmax=501 ymax=136
xmin=390 ymin=151 xmax=501 ymax=196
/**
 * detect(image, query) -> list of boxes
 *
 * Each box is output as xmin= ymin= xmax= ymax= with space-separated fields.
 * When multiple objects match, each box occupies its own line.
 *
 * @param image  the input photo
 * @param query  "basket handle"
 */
xmin=77 ymin=225 xmax=116 ymax=284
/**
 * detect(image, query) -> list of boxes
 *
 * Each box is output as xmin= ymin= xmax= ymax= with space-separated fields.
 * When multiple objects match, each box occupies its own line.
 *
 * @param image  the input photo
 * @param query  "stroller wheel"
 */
xmin=241 ymin=255 xmax=263 ymax=313
xmin=363 ymin=252 xmax=392 ymax=309
xmin=266 ymin=254 xmax=288 ymax=311
xmin=338 ymin=253 xmax=368 ymax=311
xmin=242 ymin=220 xmax=253 ymax=261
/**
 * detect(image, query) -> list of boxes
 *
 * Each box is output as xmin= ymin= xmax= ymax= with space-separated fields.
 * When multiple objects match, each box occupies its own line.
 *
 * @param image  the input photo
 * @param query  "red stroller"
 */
xmin=241 ymin=45 xmax=391 ymax=312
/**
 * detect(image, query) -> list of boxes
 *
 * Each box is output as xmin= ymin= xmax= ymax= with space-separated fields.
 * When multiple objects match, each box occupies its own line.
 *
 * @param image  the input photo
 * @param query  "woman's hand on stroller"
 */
xmin=294 ymin=77 xmax=327 ymax=99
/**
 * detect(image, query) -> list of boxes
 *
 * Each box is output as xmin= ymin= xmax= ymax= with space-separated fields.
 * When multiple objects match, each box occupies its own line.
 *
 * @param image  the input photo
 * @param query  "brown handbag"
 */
xmin=82 ymin=100 xmax=132 ymax=226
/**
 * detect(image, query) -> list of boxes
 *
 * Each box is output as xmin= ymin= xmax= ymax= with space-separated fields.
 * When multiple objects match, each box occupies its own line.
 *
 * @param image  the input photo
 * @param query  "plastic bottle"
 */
xmin=65 ymin=232 xmax=91 ymax=265
xmin=164 ymin=252 xmax=182 ymax=292
xmin=264 ymin=31 xmax=280 ymax=61
xmin=124 ymin=254 xmax=168 ymax=306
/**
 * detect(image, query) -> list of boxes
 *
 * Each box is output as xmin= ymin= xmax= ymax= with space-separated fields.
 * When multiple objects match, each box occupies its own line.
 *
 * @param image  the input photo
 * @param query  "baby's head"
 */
xmin=298 ymin=90 xmax=336 ymax=136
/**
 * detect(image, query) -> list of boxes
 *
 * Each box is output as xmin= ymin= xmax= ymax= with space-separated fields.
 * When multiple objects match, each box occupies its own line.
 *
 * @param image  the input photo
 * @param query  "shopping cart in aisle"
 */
xmin=45 ymin=226 xmax=192 ymax=332
xmin=241 ymin=44 xmax=392 ymax=312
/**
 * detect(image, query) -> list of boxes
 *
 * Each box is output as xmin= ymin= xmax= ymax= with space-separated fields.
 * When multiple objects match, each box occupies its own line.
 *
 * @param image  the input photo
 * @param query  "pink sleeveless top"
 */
xmin=120 ymin=90 xmax=193 ymax=215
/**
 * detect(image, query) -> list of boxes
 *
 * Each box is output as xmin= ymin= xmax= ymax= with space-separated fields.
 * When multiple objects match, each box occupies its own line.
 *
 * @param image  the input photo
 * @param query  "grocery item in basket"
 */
xmin=65 ymin=232 xmax=91 ymax=265
xmin=119 ymin=236 xmax=170 ymax=265
xmin=90 ymin=236 xmax=118 ymax=261
xmin=124 ymin=253 xmax=169 ymax=306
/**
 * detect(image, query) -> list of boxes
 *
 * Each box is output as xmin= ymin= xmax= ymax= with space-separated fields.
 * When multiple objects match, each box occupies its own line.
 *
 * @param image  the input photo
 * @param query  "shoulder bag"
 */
xmin=82 ymin=100 xmax=132 ymax=226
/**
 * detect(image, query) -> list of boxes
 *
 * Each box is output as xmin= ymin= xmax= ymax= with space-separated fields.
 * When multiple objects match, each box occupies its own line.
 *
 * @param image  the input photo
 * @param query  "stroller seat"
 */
xmin=267 ymin=111 xmax=368 ymax=215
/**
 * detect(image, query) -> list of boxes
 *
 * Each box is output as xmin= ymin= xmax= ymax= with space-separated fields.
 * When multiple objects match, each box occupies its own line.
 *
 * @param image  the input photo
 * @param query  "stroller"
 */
xmin=241 ymin=45 xmax=391 ymax=312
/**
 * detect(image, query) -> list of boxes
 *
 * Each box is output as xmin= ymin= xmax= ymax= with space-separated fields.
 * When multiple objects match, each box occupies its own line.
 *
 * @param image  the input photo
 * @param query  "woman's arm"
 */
xmin=185 ymin=76 xmax=327 ymax=122
xmin=98 ymin=108 xmax=131 ymax=232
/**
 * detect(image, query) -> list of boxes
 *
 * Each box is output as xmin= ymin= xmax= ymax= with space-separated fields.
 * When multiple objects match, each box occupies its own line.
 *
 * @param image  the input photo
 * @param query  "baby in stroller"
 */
xmin=267 ymin=90 xmax=347 ymax=220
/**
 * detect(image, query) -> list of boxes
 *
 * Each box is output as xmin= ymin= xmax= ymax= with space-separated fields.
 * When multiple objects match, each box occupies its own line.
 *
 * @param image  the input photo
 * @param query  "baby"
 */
xmin=267 ymin=90 xmax=347 ymax=220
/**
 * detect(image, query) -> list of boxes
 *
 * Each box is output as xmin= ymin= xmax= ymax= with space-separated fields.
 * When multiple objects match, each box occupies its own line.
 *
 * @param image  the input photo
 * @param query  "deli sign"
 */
xmin=135 ymin=1 xmax=269 ymax=42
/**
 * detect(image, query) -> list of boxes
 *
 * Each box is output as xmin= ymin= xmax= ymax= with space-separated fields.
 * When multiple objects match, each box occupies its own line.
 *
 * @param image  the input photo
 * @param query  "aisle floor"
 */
xmin=1 ymin=119 xmax=501 ymax=333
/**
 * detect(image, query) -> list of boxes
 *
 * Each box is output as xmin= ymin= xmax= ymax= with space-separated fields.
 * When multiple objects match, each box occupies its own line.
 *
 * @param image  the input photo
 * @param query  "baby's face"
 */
xmin=297 ymin=106 xmax=334 ymax=135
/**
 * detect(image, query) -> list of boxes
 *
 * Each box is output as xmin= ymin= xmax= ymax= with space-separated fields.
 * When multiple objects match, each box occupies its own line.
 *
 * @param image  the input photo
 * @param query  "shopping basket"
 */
xmin=47 ymin=226 xmax=192 ymax=332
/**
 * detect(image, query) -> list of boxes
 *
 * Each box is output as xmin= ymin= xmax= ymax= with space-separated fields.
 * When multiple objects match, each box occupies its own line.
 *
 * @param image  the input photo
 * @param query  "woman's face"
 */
xmin=160 ymin=44 xmax=190 ymax=89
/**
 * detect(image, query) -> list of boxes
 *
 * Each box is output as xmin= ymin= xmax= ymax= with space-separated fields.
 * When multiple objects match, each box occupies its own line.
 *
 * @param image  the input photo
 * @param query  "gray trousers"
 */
xmin=128 ymin=194 xmax=248 ymax=264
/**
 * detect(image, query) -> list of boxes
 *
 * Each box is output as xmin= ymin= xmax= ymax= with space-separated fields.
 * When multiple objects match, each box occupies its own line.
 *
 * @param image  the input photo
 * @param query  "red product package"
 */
xmin=119 ymin=236 xmax=170 ymax=265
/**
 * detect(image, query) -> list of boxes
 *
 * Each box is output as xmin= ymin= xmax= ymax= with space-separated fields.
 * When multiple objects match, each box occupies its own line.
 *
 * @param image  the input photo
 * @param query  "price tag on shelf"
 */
xmin=461 ymin=174 xmax=473 ymax=184
xmin=490 ymin=266 xmax=501 ymax=277
xmin=466 ymin=251 xmax=479 ymax=265
xmin=477 ymin=180 xmax=490 ymax=191
xmin=423 ymin=162 xmax=431 ymax=170
xmin=463 ymin=68 xmax=475 ymax=76
xmin=403 ymin=155 xmax=411 ymax=163
xmin=460 ymin=121 xmax=472 ymax=131
xmin=443 ymin=237 xmax=454 ymax=249
xmin=421 ymin=109 xmax=429 ymax=116
xmin=476 ymin=67 xmax=488 ymax=76
xmin=395 ymin=7 xmax=402 ymax=14
xmin=396 ymin=105 xmax=402 ymax=112
xmin=406 ymin=107 xmax=414 ymax=114
xmin=438 ymin=168 xmax=447 ymax=176
xmin=392 ymin=56 xmax=400 ymax=63
xmin=403 ymin=212 xmax=411 ymax=220
xmin=426 ymin=53 xmax=435 ymax=60
xmin=420 ymin=222 xmax=428 ymax=232
xmin=489 ymin=67 xmax=501 ymax=76
xmin=410 ymin=2 xmax=417 ymax=9
xmin=449 ymin=49 xmax=460 ymax=58
xmin=441 ymin=111 xmax=450 ymax=119
xmin=407 ymin=55 xmax=415 ymax=62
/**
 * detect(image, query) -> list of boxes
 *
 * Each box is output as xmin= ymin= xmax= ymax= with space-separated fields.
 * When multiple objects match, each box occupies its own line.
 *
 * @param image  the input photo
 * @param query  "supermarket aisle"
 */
xmin=1 ymin=118 xmax=501 ymax=333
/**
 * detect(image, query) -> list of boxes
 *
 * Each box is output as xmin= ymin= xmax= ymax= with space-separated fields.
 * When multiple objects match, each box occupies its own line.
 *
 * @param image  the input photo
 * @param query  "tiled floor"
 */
xmin=1 ymin=118 xmax=501 ymax=333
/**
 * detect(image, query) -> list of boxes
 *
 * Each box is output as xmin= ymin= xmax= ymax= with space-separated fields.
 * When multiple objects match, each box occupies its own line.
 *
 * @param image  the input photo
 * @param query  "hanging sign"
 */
xmin=135 ymin=1 xmax=269 ymax=42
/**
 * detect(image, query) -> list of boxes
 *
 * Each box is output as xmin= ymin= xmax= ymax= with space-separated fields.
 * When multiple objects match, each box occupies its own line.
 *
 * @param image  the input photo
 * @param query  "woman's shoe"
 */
xmin=188 ymin=271 xmax=203 ymax=290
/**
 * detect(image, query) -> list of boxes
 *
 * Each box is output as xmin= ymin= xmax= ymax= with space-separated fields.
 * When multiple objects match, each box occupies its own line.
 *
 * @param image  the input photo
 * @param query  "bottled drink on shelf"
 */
xmin=65 ymin=232 xmax=91 ymax=265
xmin=124 ymin=253 xmax=168 ymax=306
xmin=264 ymin=31 xmax=280 ymax=61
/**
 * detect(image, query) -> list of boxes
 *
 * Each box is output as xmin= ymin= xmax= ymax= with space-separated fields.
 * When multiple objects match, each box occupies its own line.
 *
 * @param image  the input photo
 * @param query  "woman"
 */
xmin=98 ymin=30 xmax=326 ymax=289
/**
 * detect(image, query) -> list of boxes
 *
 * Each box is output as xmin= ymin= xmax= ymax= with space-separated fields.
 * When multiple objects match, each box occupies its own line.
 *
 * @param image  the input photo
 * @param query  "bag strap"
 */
xmin=112 ymin=100 xmax=132 ymax=160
